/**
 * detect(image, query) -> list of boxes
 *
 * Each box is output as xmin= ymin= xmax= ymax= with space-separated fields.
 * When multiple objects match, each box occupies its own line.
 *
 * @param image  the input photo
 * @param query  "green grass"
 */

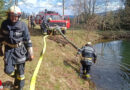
xmin=0 ymin=24 xmax=100 ymax=90
xmin=23 ymin=27 xmax=93 ymax=90
xmin=1 ymin=19 xmax=130 ymax=90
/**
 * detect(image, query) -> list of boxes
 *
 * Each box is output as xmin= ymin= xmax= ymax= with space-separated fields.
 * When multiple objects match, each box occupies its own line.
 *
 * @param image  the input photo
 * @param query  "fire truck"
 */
xmin=35 ymin=10 xmax=70 ymax=34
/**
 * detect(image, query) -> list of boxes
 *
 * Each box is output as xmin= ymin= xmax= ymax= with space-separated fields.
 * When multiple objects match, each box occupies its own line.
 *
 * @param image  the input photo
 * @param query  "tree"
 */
xmin=4 ymin=0 xmax=13 ymax=9
xmin=72 ymin=0 xmax=97 ymax=24
xmin=121 ymin=0 xmax=130 ymax=30
xmin=0 ymin=0 xmax=15 ymax=25
xmin=0 ymin=0 xmax=4 ymax=17
xmin=0 ymin=0 xmax=5 ymax=25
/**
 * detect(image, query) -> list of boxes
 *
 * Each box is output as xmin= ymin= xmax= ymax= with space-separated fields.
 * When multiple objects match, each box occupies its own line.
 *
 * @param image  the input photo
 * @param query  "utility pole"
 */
xmin=62 ymin=0 xmax=65 ymax=15
xmin=15 ymin=0 xmax=18 ymax=6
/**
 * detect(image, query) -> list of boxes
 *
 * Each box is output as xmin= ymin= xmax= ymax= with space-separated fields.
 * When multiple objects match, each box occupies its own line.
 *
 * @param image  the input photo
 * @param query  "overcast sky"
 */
xmin=17 ymin=0 xmax=124 ymax=15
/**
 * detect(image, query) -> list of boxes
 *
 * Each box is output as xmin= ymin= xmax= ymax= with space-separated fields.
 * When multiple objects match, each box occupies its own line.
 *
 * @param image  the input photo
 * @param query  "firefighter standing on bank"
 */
xmin=0 ymin=5 xmax=34 ymax=90
xmin=30 ymin=15 xmax=35 ymax=30
xmin=77 ymin=42 xmax=97 ymax=79
xmin=41 ymin=17 xmax=52 ymax=35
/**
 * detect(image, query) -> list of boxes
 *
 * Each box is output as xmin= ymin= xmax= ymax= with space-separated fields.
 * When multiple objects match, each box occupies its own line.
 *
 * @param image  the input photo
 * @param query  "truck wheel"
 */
xmin=62 ymin=30 xmax=66 ymax=34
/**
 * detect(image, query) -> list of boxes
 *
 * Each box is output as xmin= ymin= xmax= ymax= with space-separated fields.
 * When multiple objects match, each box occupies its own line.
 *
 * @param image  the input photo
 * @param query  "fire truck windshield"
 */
xmin=46 ymin=15 xmax=62 ymax=20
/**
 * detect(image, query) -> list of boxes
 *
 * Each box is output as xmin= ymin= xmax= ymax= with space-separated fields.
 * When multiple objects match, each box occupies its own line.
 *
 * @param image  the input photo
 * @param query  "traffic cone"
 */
xmin=0 ymin=80 xmax=3 ymax=90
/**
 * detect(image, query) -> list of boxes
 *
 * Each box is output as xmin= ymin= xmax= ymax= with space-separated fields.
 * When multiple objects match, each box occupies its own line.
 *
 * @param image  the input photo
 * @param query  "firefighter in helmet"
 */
xmin=47 ymin=17 xmax=52 ymax=22
xmin=77 ymin=42 xmax=97 ymax=79
xmin=41 ymin=17 xmax=52 ymax=35
xmin=30 ymin=15 xmax=35 ymax=30
xmin=0 ymin=5 xmax=34 ymax=90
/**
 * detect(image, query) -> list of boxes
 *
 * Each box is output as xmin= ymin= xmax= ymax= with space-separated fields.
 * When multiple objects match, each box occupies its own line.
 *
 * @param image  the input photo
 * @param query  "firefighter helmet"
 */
xmin=47 ymin=17 xmax=52 ymax=22
xmin=8 ymin=5 xmax=21 ymax=17
xmin=86 ymin=42 xmax=92 ymax=46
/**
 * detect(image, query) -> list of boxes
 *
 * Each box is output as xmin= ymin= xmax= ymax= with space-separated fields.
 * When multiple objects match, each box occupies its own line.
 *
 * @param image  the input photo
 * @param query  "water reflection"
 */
xmin=91 ymin=40 xmax=130 ymax=90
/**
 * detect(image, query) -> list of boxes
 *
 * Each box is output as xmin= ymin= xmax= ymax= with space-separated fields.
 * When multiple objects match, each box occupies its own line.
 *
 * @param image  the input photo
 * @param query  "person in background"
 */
xmin=30 ymin=15 xmax=35 ymax=30
xmin=40 ymin=17 xmax=52 ymax=35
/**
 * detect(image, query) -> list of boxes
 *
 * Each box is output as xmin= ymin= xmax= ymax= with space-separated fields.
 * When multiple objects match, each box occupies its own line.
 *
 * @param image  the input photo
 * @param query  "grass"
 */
xmin=30 ymin=25 xmax=94 ymax=90
xmin=1 ymin=20 xmax=130 ymax=90
xmin=0 ymin=23 xmax=89 ymax=90
xmin=24 ymin=27 xmax=96 ymax=90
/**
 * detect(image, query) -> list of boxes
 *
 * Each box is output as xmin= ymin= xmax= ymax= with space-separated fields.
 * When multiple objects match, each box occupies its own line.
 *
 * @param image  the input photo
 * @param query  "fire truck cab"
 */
xmin=35 ymin=10 xmax=70 ymax=34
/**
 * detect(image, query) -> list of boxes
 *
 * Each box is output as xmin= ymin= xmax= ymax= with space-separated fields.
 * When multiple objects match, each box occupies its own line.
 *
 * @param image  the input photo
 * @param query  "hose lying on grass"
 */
xmin=55 ymin=26 xmax=79 ymax=50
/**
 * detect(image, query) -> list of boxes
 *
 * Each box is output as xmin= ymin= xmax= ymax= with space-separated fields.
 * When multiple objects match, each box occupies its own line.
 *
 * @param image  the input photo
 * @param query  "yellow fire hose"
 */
xmin=29 ymin=26 xmax=79 ymax=90
xmin=30 ymin=35 xmax=48 ymax=90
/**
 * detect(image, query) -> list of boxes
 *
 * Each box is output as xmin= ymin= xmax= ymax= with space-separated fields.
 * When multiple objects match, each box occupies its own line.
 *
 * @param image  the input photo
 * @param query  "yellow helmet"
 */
xmin=8 ymin=5 xmax=21 ymax=16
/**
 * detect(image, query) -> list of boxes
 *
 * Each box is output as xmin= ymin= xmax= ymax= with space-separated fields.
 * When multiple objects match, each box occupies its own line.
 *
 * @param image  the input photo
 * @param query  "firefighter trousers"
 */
xmin=4 ymin=62 xmax=25 ymax=88
xmin=80 ymin=60 xmax=91 ymax=74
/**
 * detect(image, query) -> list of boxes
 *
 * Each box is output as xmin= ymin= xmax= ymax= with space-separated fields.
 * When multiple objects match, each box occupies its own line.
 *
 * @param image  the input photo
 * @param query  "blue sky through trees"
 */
xmin=16 ymin=0 xmax=124 ymax=15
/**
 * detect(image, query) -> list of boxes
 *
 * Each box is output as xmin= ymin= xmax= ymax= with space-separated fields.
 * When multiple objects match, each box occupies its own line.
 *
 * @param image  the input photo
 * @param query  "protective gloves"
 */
xmin=76 ymin=48 xmax=81 ymax=56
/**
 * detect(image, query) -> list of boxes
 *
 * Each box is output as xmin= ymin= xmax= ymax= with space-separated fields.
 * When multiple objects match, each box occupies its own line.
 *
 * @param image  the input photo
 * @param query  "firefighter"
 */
xmin=0 ymin=5 xmax=34 ymax=90
xmin=77 ymin=42 xmax=97 ymax=79
xmin=30 ymin=15 xmax=35 ymax=30
xmin=41 ymin=17 xmax=52 ymax=35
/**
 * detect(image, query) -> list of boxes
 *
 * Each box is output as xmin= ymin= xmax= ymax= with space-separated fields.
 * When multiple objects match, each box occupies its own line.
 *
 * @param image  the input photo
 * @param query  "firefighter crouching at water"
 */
xmin=0 ymin=5 xmax=34 ymax=90
xmin=77 ymin=42 xmax=97 ymax=79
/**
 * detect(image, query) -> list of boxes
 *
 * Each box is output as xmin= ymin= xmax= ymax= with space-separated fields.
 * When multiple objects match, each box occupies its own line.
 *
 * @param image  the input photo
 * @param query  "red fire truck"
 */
xmin=35 ymin=10 xmax=70 ymax=34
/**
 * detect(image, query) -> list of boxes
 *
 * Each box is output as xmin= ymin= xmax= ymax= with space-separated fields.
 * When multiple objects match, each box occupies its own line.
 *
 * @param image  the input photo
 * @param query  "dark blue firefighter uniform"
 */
xmin=30 ymin=16 xmax=35 ymax=29
xmin=40 ymin=17 xmax=49 ymax=34
xmin=0 ymin=19 xmax=32 ymax=88
xmin=78 ymin=45 xmax=97 ymax=75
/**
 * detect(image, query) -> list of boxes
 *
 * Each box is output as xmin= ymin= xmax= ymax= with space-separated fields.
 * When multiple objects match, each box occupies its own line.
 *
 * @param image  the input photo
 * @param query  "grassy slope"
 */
xmin=0 ymin=24 xmax=99 ymax=90
xmin=0 ymin=19 xmax=129 ymax=90
xmin=25 ymin=26 xmax=94 ymax=90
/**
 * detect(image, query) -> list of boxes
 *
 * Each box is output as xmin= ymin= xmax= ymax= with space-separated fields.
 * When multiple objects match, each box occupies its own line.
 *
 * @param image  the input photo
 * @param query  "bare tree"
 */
xmin=72 ymin=0 xmax=83 ymax=24
xmin=92 ymin=0 xmax=96 ymax=14
xmin=72 ymin=0 xmax=98 ymax=29
xmin=88 ymin=0 xmax=91 ymax=14
xmin=72 ymin=0 xmax=97 ymax=21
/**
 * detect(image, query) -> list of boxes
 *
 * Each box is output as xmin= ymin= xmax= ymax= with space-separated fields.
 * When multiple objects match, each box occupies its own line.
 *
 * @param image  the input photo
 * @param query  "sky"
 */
xmin=16 ymin=0 xmax=124 ymax=15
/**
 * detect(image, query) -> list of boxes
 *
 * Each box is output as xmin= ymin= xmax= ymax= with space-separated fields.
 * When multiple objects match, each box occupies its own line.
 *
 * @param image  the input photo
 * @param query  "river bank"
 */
xmin=66 ymin=29 xmax=130 ymax=90
xmin=98 ymin=30 xmax=130 ymax=40
xmin=0 ymin=28 xmax=129 ymax=90
xmin=66 ymin=30 xmax=130 ymax=48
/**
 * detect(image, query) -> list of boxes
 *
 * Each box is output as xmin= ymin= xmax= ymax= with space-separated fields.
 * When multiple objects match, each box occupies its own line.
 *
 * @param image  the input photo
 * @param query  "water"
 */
xmin=91 ymin=40 xmax=130 ymax=90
